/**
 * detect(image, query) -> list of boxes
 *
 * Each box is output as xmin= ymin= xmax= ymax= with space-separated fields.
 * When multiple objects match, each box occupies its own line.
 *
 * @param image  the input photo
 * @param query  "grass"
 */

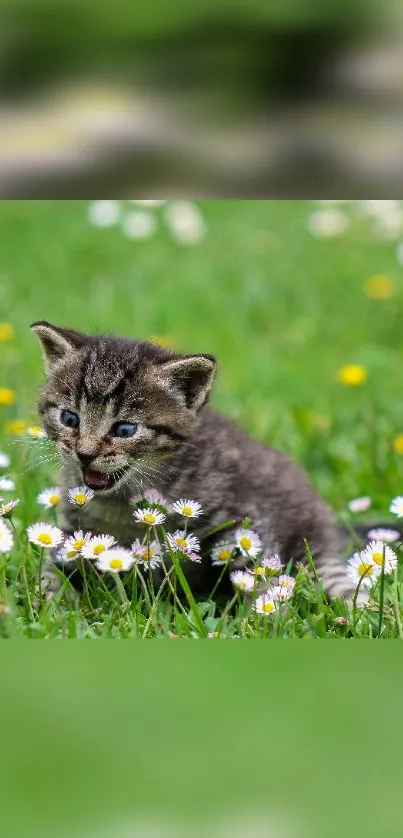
xmin=1 ymin=198 xmax=403 ymax=639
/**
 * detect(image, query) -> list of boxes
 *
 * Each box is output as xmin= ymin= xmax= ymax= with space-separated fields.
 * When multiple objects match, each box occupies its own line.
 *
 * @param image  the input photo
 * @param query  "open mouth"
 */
xmin=83 ymin=467 xmax=129 ymax=492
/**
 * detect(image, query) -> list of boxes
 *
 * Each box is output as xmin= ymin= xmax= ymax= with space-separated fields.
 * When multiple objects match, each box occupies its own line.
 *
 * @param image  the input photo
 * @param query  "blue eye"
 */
xmin=60 ymin=409 xmax=80 ymax=429
xmin=113 ymin=422 xmax=138 ymax=438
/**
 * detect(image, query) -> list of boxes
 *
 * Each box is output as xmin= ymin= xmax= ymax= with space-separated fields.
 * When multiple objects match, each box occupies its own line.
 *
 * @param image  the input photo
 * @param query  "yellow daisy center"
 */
xmin=182 ymin=506 xmax=193 ymax=516
xmin=358 ymin=562 xmax=374 ymax=577
xmin=254 ymin=566 xmax=265 ymax=575
xmin=38 ymin=533 xmax=52 ymax=545
xmin=143 ymin=513 xmax=156 ymax=524
xmin=29 ymin=426 xmax=43 ymax=437
xmin=74 ymin=494 xmax=87 ymax=505
xmin=240 ymin=536 xmax=252 ymax=551
xmin=372 ymin=552 xmax=384 ymax=567
xmin=73 ymin=539 xmax=85 ymax=550
xmin=49 ymin=495 xmax=60 ymax=506
xmin=93 ymin=544 xmax=106 ymax=556
xmin=218 ymin=549 xmax=230 ymax=561
xmin=109 ymin=558 xmax=123 ymax=570
xmin=66 ymin=549 xmax=77 ymax=558
xmin=176 ymin=537 xmax=188 ymax=549
xmin=142 ymin=549 xmax=153 ymax=561
xmin=262 ymin=601 xmax=275 ymax=613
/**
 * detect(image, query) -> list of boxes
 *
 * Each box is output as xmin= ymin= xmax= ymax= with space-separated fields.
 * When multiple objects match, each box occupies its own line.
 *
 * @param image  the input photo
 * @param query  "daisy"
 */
xmin=211 ymin=542 xmax=235 ymax=565
xmin=230 ymin=570 xmax=255 ymax=592
xmin=278 ymin=574 xmax=296 ymax=591
xmin=0 ymin=452 xmax=10 ymax=469
xmin=254 ymin=594 xmax=276 ymax=616
xmin=367 ymin=528 xmax=400 ymax=543
xmin=0 ymin=519 xmax=13 ymax=553
xmin=27 ymin=522 xmax=64 ymax=549
xmin=348 ymin=496 xmax=371 ymax=513
xmin=235 ymin=527 xmax=261 ymax=558
xmin=0 ymin=520 xmax=14 ymax=553
xmin=390 ymin=496 xmax=403 ymax=517
xmin=0 ymin=499 xmax=20 ymax=518
xmin=0 ymin=478 xmax=15 ymax=492
xmin=362 ymin=540 xmax=398 ymax=575
xmin=37 ymin=487 xmax=61 ymax=508
xmin=27 ymin=426 xmax=47 ymax=439
xmin=261 ymin=554 xmax=283 ymax=571
xmin=95 ymin=547 xmax=135 ymax=574
xmin=130 ymin=488 xmax=170 ymax=509
xmin=62 ymin=530 xmax=92 ymax=559
xmin=81 ymin=534 xmax=116 ymax=559
xmin=271 ymin=581 xmax=295 ymax=602
xmin=172 ymin=498 xmax=203 ymax=519
xmin=347 ymin=552 xmax=381 ymax=588
xmin=131 ymin=538 xmax=162 ymax=570
xmin=134 ymin=507 xmax=166 ymax=526
xmin=68 ymin=486 xmax=94 ymax=506
xmin=166 ymin=529 xmax=200 ymax=555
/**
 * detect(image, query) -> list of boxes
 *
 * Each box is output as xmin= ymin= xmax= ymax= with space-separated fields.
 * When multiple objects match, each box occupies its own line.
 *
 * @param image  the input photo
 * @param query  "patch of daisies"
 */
xmin=345 ymin=494 xmax=403 ymax=595
xmin=307 ymin=201 xmax=403 ymax=268
xmin=87 ymin=200 xmax=206 ymax=246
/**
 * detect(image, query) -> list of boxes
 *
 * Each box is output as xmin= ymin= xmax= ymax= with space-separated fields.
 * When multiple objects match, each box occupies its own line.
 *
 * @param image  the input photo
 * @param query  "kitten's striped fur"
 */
xmin=31 ymin=321 xmax=355 ymax=599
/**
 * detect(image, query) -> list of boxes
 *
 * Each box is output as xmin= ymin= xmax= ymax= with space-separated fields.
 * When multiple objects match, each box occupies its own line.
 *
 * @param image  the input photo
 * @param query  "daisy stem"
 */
xmin=114 ymin=573 xmax=132 ymax=612
xmin=142 ymin=567 xmax=175 ymax=638
xmin=161 ymin=526 xmax=206 ymax=637
xmin=37 ymin=548 xmax=44 ymax=613
xmin=352 ymin=573 xmax=367 ymax=632
xmin=303 ymin=539 xmax=320 ymax=584
xmin=393 ymin=565 xmax=403 ymax=639
xmin=377 ymin=547 xmax=386 ymax=638
xmin=79 ymin=558 xmax=94 ymax=612
xmin=9 ymin=519 xmax=34 ymax=623
xmin=208 ymin=561 xmax=230 ymax=601
xmin=215 ymin=592 xmax=238 ymax=638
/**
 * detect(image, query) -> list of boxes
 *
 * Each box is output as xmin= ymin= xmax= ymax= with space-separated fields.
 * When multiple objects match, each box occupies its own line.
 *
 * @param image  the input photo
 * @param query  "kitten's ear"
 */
xmin=30 ymin=321 xmax=87 ymax=373
xmin=156 ymin=354 xmax=216 ymax=411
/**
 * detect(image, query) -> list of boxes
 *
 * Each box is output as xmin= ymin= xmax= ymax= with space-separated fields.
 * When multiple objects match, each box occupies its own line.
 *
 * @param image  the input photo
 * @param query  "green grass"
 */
xmin=1 ymin=199 xmax=403 ymax=639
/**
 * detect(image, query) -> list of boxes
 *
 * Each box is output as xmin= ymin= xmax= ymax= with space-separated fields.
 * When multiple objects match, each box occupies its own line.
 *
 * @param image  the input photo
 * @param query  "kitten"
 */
xmin=31 ymin=321 xmax=355 ymax=598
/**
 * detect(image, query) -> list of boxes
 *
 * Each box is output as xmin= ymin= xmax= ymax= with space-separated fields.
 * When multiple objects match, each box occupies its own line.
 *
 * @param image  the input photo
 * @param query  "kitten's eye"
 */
xmin=112 ymin=422 xmax=138 ymax=438
xmin=60 ymin=409 xmax=80 ymax=429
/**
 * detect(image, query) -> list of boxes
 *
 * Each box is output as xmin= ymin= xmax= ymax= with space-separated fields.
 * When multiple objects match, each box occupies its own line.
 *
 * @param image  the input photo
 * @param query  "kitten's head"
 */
xmin=31 ymin=321 xmax=216 ymax=494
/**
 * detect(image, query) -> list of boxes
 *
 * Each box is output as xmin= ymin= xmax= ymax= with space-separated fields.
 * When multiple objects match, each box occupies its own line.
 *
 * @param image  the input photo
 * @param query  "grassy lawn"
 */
xmin=1 ymin=199 xmax=403 ymax=638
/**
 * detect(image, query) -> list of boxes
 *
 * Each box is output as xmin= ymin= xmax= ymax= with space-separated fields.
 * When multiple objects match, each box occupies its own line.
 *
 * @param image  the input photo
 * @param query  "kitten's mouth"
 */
xmin=83 ymin=467 xmax=129 ymax=491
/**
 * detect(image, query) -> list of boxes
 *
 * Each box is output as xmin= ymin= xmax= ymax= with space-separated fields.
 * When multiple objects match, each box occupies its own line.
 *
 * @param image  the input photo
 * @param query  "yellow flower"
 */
xmin=0 ymin=323 xmax=14 ymax=342
xmin=364 ymin=275 xmax=395 ymax=300
xmin=394 ymin=435 xmax=403 ymax=454
xmin=0 ymin=388 xmax=16 ymax=406
xmin=151 ymin=335 xmax=177 ymax=351
xmin=337 ymin=365 xmax=367 ymax=386
xmin=4 ymin=419 xmax=27 ymax=436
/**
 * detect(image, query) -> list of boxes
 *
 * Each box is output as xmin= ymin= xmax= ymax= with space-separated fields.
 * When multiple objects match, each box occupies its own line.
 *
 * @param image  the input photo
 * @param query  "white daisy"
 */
xmin=88 ymin=200 xmax=120 ymax=228
xmin=261 ymin=553 xmax=282 ymax=571
xmin=0 ymin=452 xmax=10 ymax=469
xmin=230 ymin=570 xmax=255 ymax=592
xmin=348 ymin=496 xmax=372 ymax=513
xmin=271 ymin=578 xmax=295 ymax=602
xmin=347 ymin=552 xmax=381 ymax=588
xmin=172 ymin=499 xmax=203 ymax=519
xmin=27 ymin=522 xmax=64 ymax=549
xmin=0 ymin=498 xmax=20 ymax=518
xmin=37 ymin=487 xmax=61 ymax=508
xmin=68 ymin=486 xmax=94 ymax=506
xmin=166 ymin=529 xmax=200 ymax=555
xmin=367 ymin=528 xmax=400 ymax=543
xmin=130 ymin=488 xmax=170 ymax=509
xmin=0 ymin=477 xmax=15 ymax=492
xmin=131 ymin=538 xmax=162 ymax=570
xmin=390 ymin=496 xmax=403 ymax=517
xmin=134 ymin=507 xmax=166 ymax=526
xmin=81 ymin=534 xmax=116 ymax=559
xmin=95 ymin=547 xmax=135 ymax=574
xmin=62 ymin=530 xmax=92 ymax=559
xmin=121 ymin=210 xmax=157 ymax=240
xmin=211 ymin=542 xmax=235 ymax=565
xmin=235 ymin=527 xmax=261 ymax=558
xmin=164 ymin=201 xmax=206 ymax=245
xmin=27 ymin=426 xmax=47 ymax=439
xmin=254 ymin=594 xmax=276 ymax=616
xmin=0 ymin=519 xmax=13 ymax=553
xmin=308 ymin=209 xmax=349 ymax=238
xmin=362 ymin=540 xmax=398 ymax=575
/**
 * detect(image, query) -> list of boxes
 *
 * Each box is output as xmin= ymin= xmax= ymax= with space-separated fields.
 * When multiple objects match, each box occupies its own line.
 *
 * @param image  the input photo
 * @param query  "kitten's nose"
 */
xmin=76 ymin=451 xmax=95 ymax=467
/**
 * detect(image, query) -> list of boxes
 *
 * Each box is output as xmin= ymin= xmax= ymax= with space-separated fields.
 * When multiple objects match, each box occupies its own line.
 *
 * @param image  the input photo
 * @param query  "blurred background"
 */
xmin=0 ymin=0 xmax=403 ymax=196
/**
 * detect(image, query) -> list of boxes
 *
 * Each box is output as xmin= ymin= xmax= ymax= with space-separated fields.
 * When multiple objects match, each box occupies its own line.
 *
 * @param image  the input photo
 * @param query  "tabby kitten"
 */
xmin=31 ymin=321 xmax=354 ymax=598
